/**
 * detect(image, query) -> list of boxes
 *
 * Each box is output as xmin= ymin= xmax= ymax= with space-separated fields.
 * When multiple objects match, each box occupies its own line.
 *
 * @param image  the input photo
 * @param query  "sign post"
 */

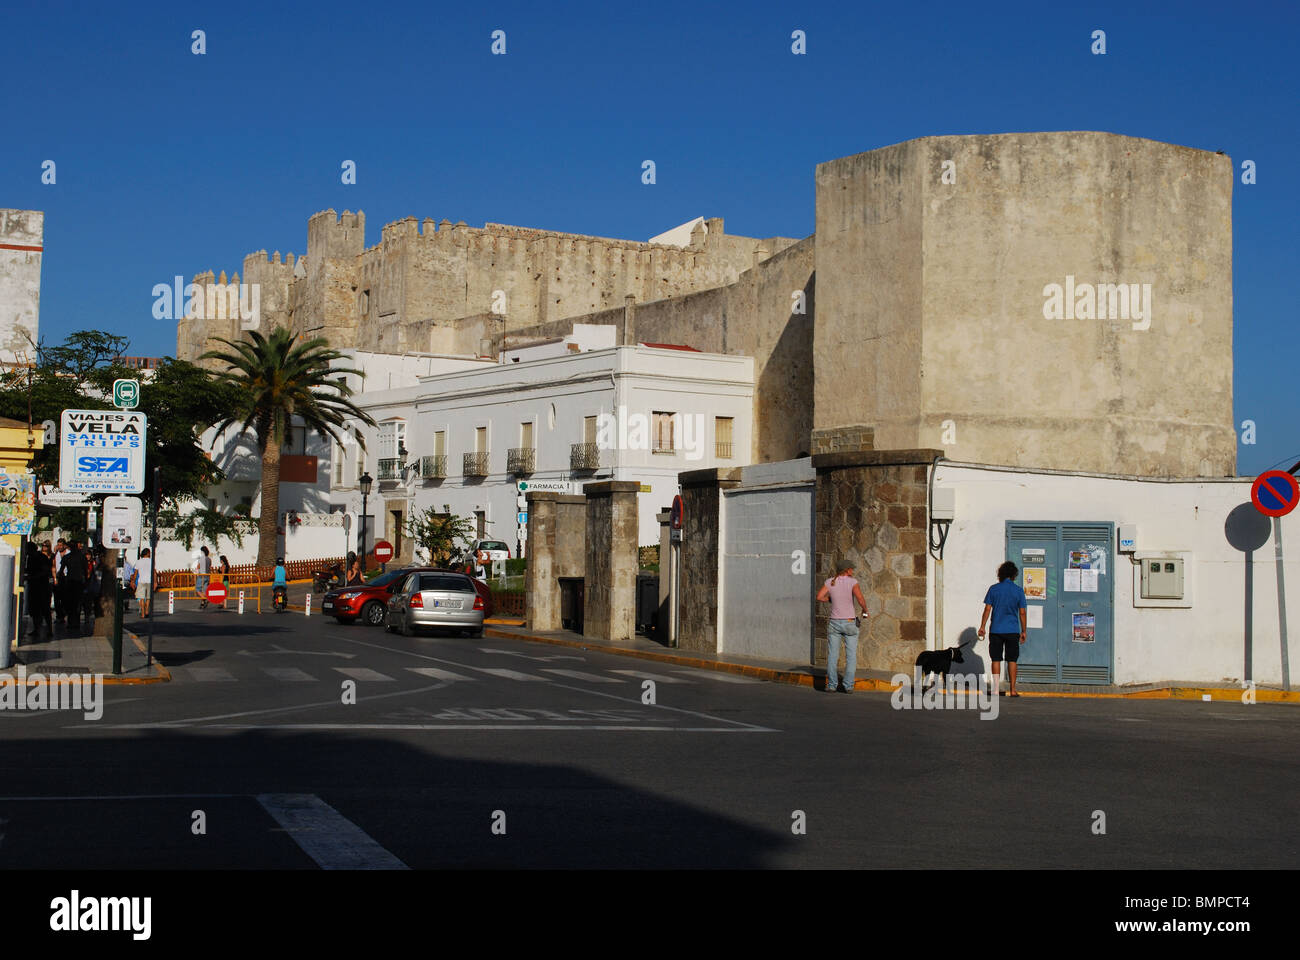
xmin=373 ymin=539 xmax=394 ymax=569
xmin=59 ymin=409 xmax=147 ymax=495
xmin=1251 ymin=469 xmax=1298 ymax=691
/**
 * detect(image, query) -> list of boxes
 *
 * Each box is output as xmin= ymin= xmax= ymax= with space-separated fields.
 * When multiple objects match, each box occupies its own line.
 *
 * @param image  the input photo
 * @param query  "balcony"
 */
xmin=420 ymin=455 xmax=446 ymax=479
xmin=715 ymin=441 xmax=733 ymax=459
xmin=463 ymin=451 xmax=490 ymax=477
xmin=377 ymin=457 xmax=404 ymax=481
xmin=570 ymin=442 xmax=600 ymax=472
xmin=507 ymin=447 xmax=536 ymax=475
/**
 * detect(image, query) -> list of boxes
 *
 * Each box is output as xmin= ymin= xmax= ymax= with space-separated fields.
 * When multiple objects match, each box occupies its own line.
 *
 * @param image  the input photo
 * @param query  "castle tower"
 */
xmin=0 ymin=209 xmax=43 ymax=366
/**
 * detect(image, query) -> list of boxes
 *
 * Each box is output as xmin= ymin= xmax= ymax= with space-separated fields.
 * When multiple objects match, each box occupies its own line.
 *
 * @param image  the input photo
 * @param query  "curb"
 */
xmin=482 ymin=628 xmax=1299 ymax=703
xmin=2 ymin=630 xmax=170 ymax=685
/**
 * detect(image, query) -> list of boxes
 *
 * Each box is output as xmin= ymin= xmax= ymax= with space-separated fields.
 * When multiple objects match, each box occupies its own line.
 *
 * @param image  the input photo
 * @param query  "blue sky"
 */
xmin=2 ymin=0 xmax=1295 ymax=475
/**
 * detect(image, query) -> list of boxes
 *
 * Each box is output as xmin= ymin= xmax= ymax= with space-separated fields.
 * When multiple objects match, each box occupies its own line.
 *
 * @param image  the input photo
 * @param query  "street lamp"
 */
xmin=359 ymin=471 xmax=373 ymax=571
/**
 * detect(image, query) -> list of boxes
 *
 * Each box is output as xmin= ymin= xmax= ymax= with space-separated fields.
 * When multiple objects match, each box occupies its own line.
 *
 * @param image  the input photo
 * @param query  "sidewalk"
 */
xmin=5 ymin=618 xmax=170 ymax=685
xmin=482 ymin=624 xmax=1300 ymax=703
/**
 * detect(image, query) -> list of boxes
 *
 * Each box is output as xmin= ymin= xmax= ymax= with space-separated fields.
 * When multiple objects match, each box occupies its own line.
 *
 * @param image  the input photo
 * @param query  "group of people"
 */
xmin=24 ymin=538 xmax=111 ymax=638
xmin=818 ymin=558 xmax=1029 ymax=696
xmin=192 ymin=546 xmax=233 ymax=609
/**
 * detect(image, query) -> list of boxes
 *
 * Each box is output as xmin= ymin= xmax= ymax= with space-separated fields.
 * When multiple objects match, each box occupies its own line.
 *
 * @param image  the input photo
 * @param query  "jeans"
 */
xmin=827 ymin=618 xmax=859 ymax=691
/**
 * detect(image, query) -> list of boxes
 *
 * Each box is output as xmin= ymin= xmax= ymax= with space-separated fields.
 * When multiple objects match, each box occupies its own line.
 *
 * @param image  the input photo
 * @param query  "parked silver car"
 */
xmin=385 ymin=571 xmax=485 ymax=638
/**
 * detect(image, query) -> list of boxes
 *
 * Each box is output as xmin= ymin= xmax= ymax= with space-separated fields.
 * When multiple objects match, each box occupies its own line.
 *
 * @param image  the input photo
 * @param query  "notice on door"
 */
xmin=1071 ymin=612 xmax=1095 ymax=643
xmin=1023 ymin=567 xmax=1047 ymax=599
xmin=1063 ymin=569 xmax=1081 ymax=592
xmin=1080 ymin=569 xmax=1099 ymax=593
xmin=1026 ymin=604 xmax=1043 ymax=629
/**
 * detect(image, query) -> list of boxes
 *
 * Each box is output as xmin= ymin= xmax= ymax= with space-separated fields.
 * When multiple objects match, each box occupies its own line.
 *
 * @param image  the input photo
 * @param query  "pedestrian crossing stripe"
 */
xmin=541 ymin=669 xmax=625 ymax=683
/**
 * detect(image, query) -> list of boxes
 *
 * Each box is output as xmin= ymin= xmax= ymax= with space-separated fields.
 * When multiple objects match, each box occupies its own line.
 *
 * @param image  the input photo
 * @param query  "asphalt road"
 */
xmin=1 ymin=607 xmax=1296 ymax=869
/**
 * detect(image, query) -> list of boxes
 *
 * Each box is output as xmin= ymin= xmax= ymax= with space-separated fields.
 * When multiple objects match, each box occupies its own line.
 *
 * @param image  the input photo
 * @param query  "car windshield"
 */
xmin=418 ymin=574 xmax=474 ymax=592
xmin=478 ymin=542 xmax=508 ymax=552
xmin=368 ymin=569 xmax=407 ymax=588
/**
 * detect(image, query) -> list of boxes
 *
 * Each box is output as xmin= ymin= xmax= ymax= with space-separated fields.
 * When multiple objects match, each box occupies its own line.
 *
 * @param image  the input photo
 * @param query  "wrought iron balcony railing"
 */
xmin=507 ymin=447 xmax=536 ymax=475
xmin=463 ymin=451 xmax=490 ymax=477
xmin=420 ymin=455 xmax=446 ymax=479
xmin=570 ymin=442 xmax=600 ymax=471
xmin=377 ymin=457 xmax=404 ymax=480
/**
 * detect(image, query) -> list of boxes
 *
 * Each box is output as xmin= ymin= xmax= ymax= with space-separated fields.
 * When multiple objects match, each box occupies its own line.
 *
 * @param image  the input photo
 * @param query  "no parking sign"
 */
xmin=1251 ymin=470 xmax=1299 ymax=518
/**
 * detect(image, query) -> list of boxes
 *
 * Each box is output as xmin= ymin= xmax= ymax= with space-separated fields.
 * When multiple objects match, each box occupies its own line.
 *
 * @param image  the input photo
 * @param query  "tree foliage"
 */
xmin=404 ymin=509 xmax=476 ymax=567
xmin=199 ymin=327 xmax=376 ymax=565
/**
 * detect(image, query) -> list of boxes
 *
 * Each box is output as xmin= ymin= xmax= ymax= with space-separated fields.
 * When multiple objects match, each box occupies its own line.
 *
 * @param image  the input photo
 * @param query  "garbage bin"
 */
xmin=635 ymin=573 xmax=659 ymax=637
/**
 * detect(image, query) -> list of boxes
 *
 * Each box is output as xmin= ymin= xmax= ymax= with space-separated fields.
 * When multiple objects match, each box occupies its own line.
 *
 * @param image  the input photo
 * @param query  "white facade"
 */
xmin=928 ymin=462 xmax=1300 ymax=687
xmin=408 ymin=344 xmax=754 ymax=549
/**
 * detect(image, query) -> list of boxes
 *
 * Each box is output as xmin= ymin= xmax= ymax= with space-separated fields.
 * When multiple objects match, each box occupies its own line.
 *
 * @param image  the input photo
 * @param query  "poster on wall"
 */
xmin=0 ymin=471 xmax=37 ymax=536
xmin=1071 ymin=612 xmax=1096 ymax=643
xmin=1026 ymin=605 xmax=1043 ymax=629
xmin=1068 ymin=550 xmax=1092 ymax=569
xmin=1063 ymin=569 xmax=1081 ymax=592
xmin=1080 ymin=569 xmax=1099 ymax=593
xmin=1023 ymin=567 xmax=1047 ymax=599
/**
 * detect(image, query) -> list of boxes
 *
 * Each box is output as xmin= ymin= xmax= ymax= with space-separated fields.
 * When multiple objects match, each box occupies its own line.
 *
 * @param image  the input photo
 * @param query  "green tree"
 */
xmin=201 ymin=327 xmax=375 ymax=566
xmin=404 ymin=509 xmax=476 ymax=567
xmin=0 ymin=330 xmax=244 ymax=508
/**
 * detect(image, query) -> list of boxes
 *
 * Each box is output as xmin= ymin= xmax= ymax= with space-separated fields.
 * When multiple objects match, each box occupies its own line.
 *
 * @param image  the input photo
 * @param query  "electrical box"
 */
xmin=1118 ymin=523 xmax=1137 ymax=553
xmin=1140 ymin=557 xmax=1184 ymax=599
xmin=931 ymin=487 xmax=955 ymax=521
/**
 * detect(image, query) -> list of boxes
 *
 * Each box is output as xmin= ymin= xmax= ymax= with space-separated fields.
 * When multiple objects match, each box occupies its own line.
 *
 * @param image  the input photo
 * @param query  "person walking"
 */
xmin=60 ymin=540 xmax=87 ymax=635
xmin=978 ymin=560 xmax=1028 ymax=697
xmin=26 ymin=540 xmax=53 ymax=640
xmin=81 ymin=549 xmax=104 ymax=628
xmin=195 ymin=546 xmax=212 ymax=608
xmin=816 ymin=560 xmax=869 ymax=694
xmin=133 ymin=548 xmax=154 ymax=619
xmin=52 ymin=538 xmax=68 ymax=627
xmin=218 ymin=554 xmax=232 ymax=608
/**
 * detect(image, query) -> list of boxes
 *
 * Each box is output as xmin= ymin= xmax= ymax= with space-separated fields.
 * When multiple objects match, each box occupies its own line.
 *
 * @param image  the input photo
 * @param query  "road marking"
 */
xmin=480 ymin=648 xmax=585 ymax=662
xmin=97 ymin=684 xmax=445 ymax=728
xmin=255 ymin=794 xmax=407 ymax=870
xmin=675 ymin=669 xmax=758 ymax=684
xmin=406 ymin=667 xmax=476 ymax=682
xmin=334 ymin=668 xmax=396 ymax=682
xmin=186 ymin=667 xmax=238 ymax=682
xmin=609 ymin=670 xmax=694 ymax=684
xmin=238 ymin=645 xmax=355 ymax=659
xmin=262 ymin=667 xmax=317 ymax=682
xmin=541 ymin=669 xmax=625 ymax=683
xmin=211 ymin=724 xmax=772 ymax=733
xmin=470 ymin=667 xmax=546 ymax=682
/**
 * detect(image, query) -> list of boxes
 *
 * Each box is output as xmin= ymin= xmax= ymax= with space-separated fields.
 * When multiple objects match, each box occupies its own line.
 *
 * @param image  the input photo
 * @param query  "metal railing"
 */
xmin=507 ymin=447 xmax=535 ymax=475
xmin=715 ymin=441 xmax=733 ymax=459
xmin=570 ymin=442 xmax=600 ymax=471
xmin=420 ymin=454 xmax=446 ymax=479
xmin=463 ymin=451 xmax=490 ymax=477
xmin=377 ymin=458 xmax=404 ymax=480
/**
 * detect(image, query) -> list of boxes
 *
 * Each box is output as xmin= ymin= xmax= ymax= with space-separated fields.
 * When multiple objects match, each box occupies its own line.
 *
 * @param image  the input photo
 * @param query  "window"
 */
xmin=584 ymin=416 xmax=598 ymax=444
xmin=520 ymin=421 xmax=534 ymax=448
xmin=474 ymin=510 xmax=486 ymax=538
xmin=475 ymin=426 xmax=487 ymax=453
xmin=356 ymin=428 xmax=367 ymax=478
xmin=334 ymin=441 xmax=345 ymax=485
xmin=378 ymin=420 xmax=407 ymax=461
xmin=715 ymin=416 xmax=734 ymax=459
xmin=281 ymin=425 xmax=307 ymax=455
xmin=434 ymin=430 xmax=446 ymax=457
xmin=360 ymin=289 xmax=370 ymax=314
xmin=653 ymin=412 xmax=675 ymax=453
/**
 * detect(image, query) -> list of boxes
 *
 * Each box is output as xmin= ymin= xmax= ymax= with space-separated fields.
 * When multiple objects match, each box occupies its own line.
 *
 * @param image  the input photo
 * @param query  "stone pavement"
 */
xmin=5 ymin=618 xmax=169 ymax=683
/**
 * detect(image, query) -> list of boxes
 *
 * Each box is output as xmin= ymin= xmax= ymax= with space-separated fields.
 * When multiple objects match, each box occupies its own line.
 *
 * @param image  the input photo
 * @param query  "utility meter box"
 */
xmin=1118 ymin=523 xmax=1137 ymax=553
xmin=1140 ymin=557 xmax=1184 ymax=599
xmin=931 ymin=487 xmax=955 ymax=521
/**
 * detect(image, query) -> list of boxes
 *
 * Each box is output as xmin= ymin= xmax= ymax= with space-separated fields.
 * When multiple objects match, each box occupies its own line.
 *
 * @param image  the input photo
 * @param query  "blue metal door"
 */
xmin=1006 ymin=521 xmax=1114 ymax=684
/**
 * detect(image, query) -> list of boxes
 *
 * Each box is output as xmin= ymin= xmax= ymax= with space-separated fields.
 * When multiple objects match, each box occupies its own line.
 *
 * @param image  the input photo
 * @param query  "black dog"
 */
xmin=914 ymin=646 xmax=966 ymax=690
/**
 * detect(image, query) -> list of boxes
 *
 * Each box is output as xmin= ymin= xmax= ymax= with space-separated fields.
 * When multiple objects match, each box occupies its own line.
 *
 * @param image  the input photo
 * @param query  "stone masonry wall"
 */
xmin=813 ymin=450 xmax=941 ymax=675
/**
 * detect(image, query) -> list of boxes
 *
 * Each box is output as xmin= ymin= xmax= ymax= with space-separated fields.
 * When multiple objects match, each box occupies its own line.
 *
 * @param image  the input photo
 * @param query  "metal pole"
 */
xmin=1275 ymin=516 xmax=1290 ymax=692
xmin=147 ymin=465 xmax=159 ymax=668
xmin=0 ymin=548 xmax=14 ymax=669
xmin=360 ymin=492 xmax=368 ymax=572
xmin=111 ymin=578 xmax=123 ymax=674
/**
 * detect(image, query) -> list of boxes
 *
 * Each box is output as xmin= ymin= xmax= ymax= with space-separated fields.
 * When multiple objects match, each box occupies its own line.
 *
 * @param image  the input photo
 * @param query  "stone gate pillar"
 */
xmin=583 ymin=481 xmax=639 ymax=641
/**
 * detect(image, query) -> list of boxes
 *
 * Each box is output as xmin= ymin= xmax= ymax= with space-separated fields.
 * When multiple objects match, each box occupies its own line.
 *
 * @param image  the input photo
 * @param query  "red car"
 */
xmin=322 ymin=567 xmax=494 ymax=625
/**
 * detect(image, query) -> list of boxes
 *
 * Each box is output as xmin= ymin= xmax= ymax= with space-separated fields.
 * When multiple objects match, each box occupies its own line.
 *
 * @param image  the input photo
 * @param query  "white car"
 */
xmin=466 ymin=539 xmax=510 ymax=578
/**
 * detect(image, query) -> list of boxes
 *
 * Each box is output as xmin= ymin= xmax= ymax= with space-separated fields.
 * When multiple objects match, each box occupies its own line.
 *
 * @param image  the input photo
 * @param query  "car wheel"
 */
xmin=469 ymin=626 xmax=484 ymax=639
xmin=335 ymin=616 xmax=355 ymax=625
xmin=362 ymin=601 xmax=385 ymax=626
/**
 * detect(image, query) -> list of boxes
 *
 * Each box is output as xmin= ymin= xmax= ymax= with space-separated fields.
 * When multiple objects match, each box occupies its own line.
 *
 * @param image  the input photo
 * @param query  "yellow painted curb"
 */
xmin=483 ymin=628 xmax=1299 ymax=703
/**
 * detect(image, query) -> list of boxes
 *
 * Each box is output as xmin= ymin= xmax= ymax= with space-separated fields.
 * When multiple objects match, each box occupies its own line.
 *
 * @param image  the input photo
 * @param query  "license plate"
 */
xmin=433 ymin=600 xmax=459 ymax=609
xmin=323 ymin=602 xmax=333 ymax=609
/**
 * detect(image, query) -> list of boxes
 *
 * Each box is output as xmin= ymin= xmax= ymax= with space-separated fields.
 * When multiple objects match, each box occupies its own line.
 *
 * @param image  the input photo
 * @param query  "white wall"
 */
xmin=931 ymin=463 xmax=1300 ymax=686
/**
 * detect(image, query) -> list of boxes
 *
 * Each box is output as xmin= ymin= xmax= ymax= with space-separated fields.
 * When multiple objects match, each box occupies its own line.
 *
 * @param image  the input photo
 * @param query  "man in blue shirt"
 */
xmin=978 ymin=561 xmax=1028 ymax=697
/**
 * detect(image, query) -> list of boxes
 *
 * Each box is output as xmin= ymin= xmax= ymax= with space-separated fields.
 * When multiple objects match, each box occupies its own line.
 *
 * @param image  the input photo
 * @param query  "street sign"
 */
xmin=206 ymin=581 xmax=228 ymax=604
xmin=38 ymin=484 xmax=91 ymax=507
xmin=670 ymin=495 xmax=683 ymax=530
xmin=373 ymin=540 xmax=394 ymax=563
xmin=342 ymin=514 xmax=352 ymax=532
xmin=112 ymin=379 xmax=140 ymax=409
xmin=101 ymin=495 xmax=143 ymax=549
xmin=517 ymin=511 xmax=528 ymax=525
xmin=1252 ymin=470 xmax=1300 ymax=518
xmin=59 ymin=409 xmax=147 ymax=494
xmin=639 ymin=484 xmax=652 ymax=493
xmin=517 ymin=480 xmax=572 ymax=494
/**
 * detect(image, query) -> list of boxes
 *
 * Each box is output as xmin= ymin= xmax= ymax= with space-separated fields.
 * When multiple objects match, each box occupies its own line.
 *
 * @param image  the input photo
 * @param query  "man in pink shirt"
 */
xmin=816 ymin=561 xmax=869 ymax=693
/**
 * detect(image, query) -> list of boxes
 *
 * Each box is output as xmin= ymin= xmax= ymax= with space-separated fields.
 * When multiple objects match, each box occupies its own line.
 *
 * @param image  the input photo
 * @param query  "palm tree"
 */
xmin=201 ymin=327 xmax=375 ymax=566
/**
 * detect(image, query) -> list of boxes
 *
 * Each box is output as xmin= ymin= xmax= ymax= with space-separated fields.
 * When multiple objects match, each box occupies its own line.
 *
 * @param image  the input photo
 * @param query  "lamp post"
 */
xmin=359 ymin=471 xmax=373 ymax=572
